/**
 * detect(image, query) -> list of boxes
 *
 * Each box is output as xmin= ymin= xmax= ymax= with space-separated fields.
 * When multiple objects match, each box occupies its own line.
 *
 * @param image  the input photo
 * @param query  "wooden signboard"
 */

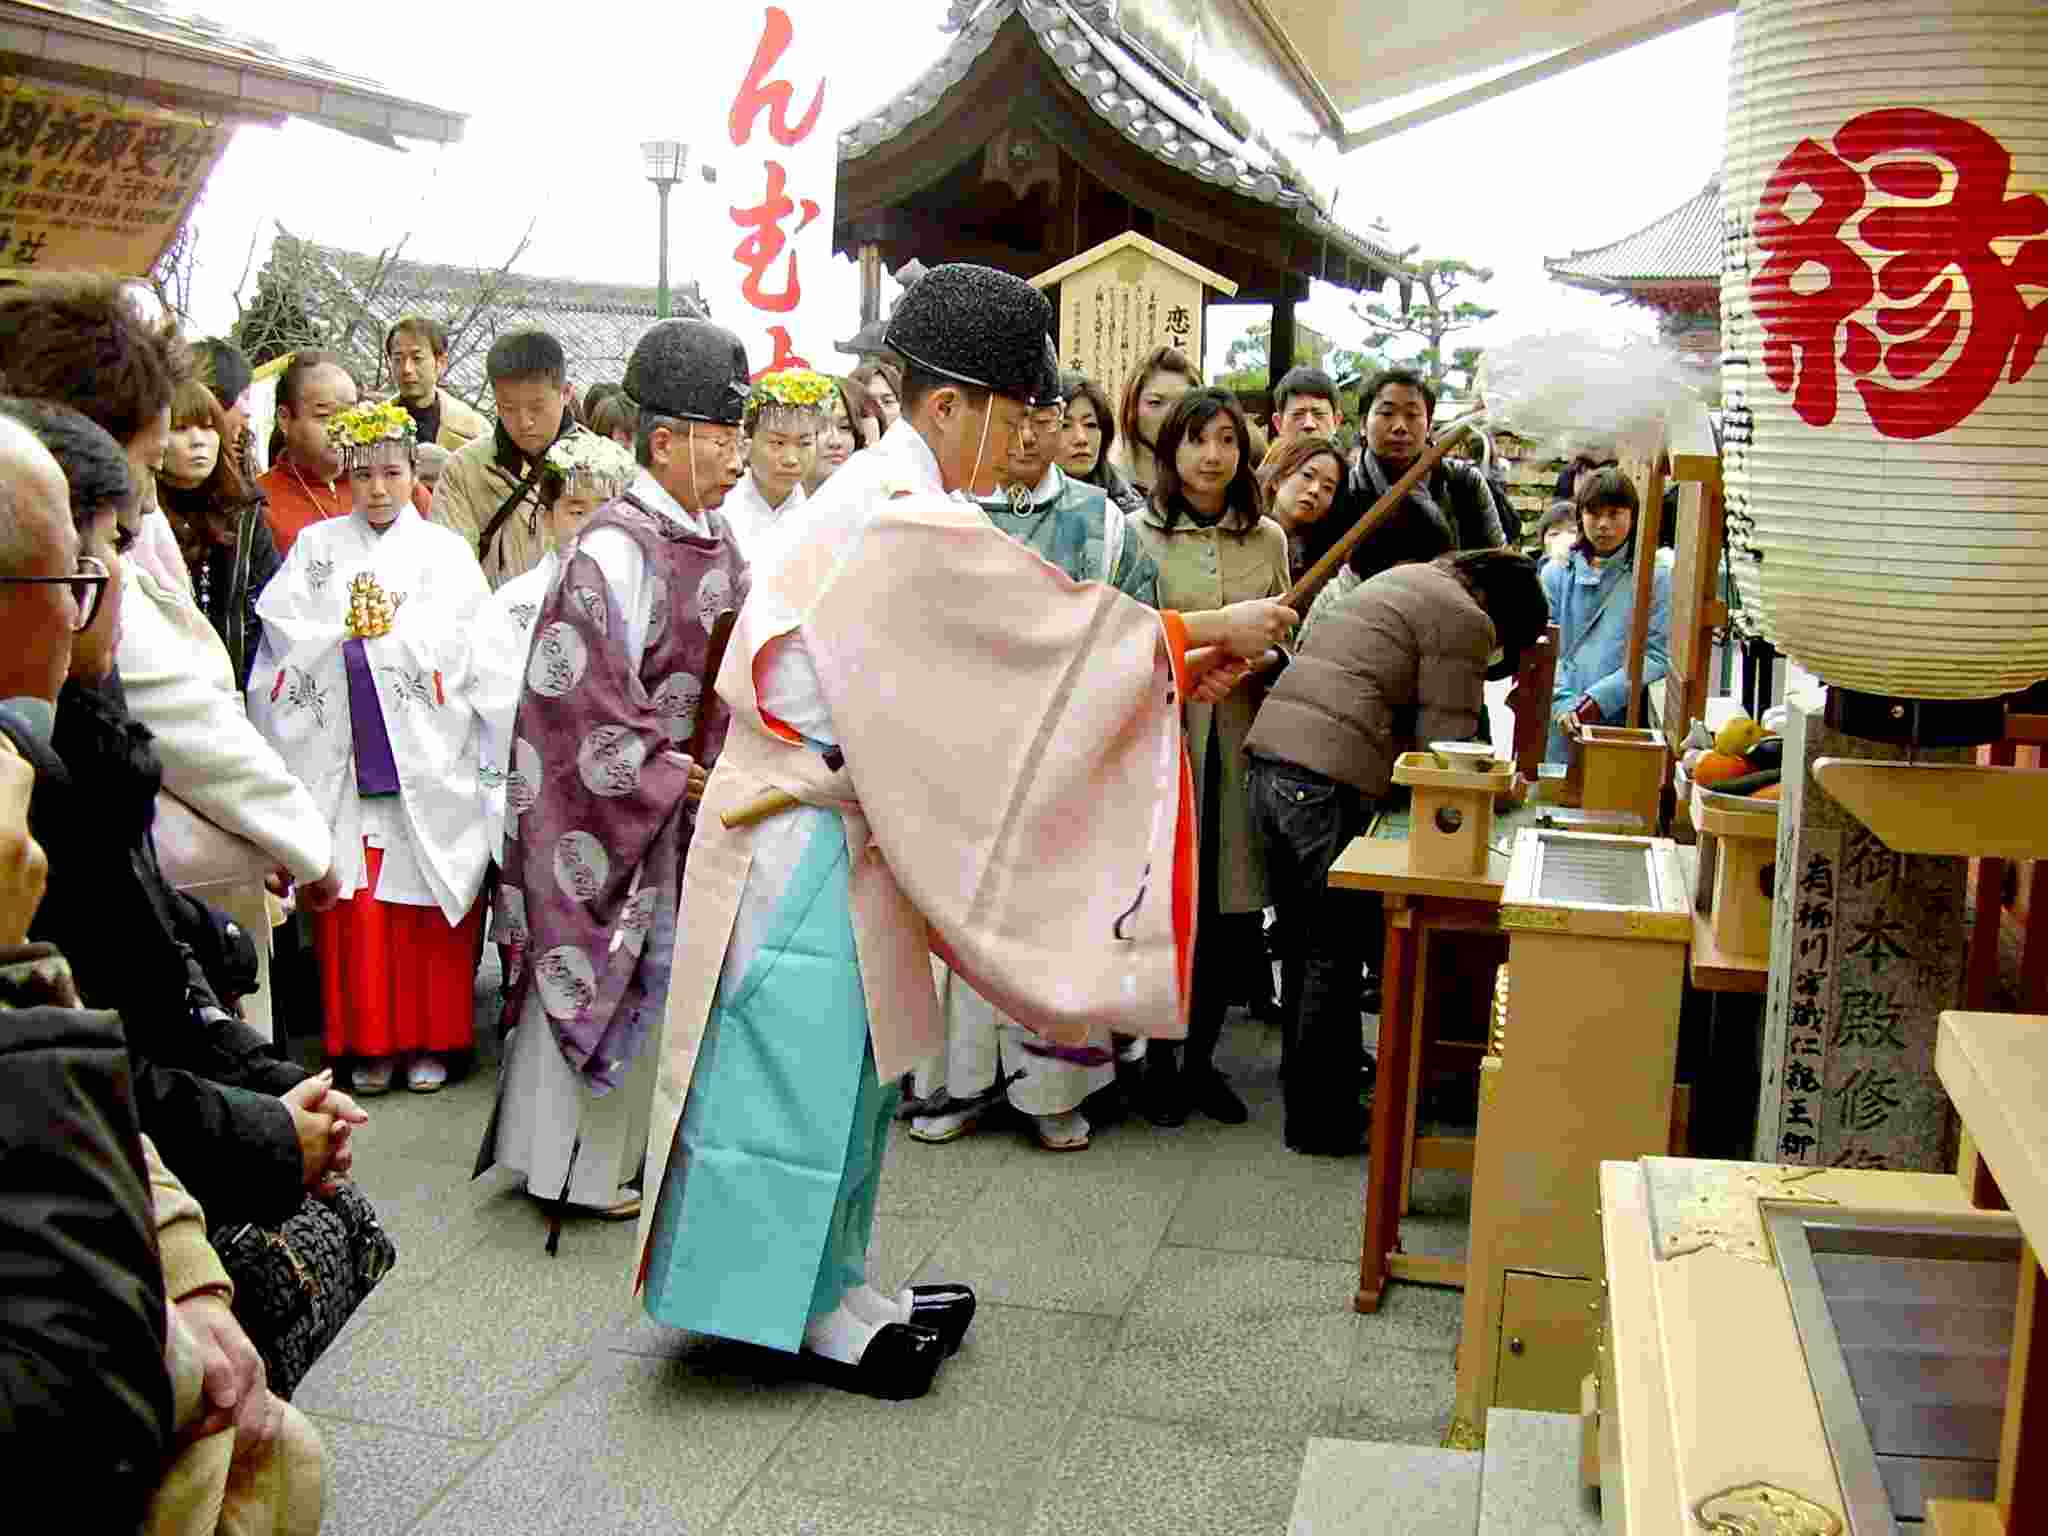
xmin=1030 ymin=232 xmax=1237 ymax=413
xmin=0 ymin=80 xmax=233 ymax=277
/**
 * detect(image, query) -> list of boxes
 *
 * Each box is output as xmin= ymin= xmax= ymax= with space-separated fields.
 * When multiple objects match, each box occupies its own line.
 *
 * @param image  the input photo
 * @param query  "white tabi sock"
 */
xmin=846 ymin=1283 xmax=913 ymax=1326
xmin=802 ymin=1300 xmax=879 ymax=1365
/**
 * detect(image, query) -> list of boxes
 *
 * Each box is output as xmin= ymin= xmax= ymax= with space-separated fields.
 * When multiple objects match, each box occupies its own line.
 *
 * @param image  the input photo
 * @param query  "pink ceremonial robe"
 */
xmin=634 ymin=486 xmax=1197 ymax=1287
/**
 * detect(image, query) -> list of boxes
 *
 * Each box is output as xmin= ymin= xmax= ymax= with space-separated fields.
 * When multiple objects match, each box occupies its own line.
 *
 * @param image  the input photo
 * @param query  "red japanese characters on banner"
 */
xmin=1751 ymin=107 xmax=2048 ymax=441
xmin=707 ymin=3 xmax=841 ymax=381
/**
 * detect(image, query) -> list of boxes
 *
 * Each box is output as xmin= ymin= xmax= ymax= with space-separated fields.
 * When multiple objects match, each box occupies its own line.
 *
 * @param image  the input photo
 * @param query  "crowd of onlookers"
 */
xmin=0 ymin=272 xmax=1669 ymax=1527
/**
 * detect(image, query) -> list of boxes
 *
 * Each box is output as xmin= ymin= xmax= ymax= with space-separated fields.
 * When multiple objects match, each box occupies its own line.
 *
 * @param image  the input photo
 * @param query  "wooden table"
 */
xmin=1674 ymin=844 xmax=1768 ymax=995
xmin=1333 ymin=824 xmax=1519 ymax=1314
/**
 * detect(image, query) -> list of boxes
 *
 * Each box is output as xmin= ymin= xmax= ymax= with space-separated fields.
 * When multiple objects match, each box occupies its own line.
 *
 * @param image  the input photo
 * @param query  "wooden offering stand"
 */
xmin=1569 ymin=724 xmax=1668 ymax=831
xmin=1932 ymin=1011 xmax=2048 ymax=1535
xmin=1452 ymin=829 xmax=1691 ymax=1435
xmin=1390 ymin=749 xmax=1515 ymax=877
xmin=1690 ymin=781 xmax=1779 ymax=960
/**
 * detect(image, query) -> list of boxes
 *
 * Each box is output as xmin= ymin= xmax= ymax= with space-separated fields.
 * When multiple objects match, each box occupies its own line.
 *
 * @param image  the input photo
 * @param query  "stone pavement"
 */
xmin=298 ymin=980 xmax=1472 ymax=1536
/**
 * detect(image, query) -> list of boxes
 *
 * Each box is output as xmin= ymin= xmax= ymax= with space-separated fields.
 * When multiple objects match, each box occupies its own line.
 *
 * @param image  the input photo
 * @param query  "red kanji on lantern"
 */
xmin=1753 ymin=107 xmax=2048 ymax=440
xmin=730 ymin=159 xmax=819 ymax=315
xmin=751 ymin=327 xmax=812 ymax=382
xmin=728 ymin=6 xmax=825 ymax=149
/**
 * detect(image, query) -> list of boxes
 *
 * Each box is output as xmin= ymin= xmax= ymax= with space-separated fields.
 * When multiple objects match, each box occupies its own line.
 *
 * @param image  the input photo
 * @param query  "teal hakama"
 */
xmin=640 ymin=809 xmax=900 ymax=1352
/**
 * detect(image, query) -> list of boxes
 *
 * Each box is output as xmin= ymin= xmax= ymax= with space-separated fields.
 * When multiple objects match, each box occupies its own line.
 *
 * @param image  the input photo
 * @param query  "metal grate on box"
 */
xmin=1535 ymin=835 xmax=1653 ymax=909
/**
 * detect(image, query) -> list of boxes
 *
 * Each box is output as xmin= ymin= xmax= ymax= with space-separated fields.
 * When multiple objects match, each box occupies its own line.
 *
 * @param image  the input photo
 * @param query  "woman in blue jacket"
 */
xmin=1543 ymin=467 xmax=1670 ymax=763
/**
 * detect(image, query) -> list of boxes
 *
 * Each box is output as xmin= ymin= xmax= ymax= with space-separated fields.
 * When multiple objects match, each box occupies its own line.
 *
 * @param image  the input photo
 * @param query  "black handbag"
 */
xmin=209 ymin=1182 xmax=396 ymax=1399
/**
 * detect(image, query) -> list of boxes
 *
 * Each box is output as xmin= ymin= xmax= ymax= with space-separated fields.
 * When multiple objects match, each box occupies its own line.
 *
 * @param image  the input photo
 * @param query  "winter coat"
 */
xmin=431 ymin=418 xmax=588 ymax=590
xmin=114 ymin=543 xmax=334 ymax=885
xmin=156 ymin=479 xmax=284 ymax=691
xmin=3 ymin=684 xmax=310 ymax=1230
xmin=1246 ymin=558 xmax=1496 ymax=800
xmin=1340 ymin=455 xmax=1505 ymax=583
xmin=1131 ymin=500 xmax=1290 ymax=914
xmin=1541 ymin=546 xmax=1671 ymax=762
xmin=388 ymin=385 xmax=488 ymax=453
xmin=0 ymin=941 xmax=170 ymax=1531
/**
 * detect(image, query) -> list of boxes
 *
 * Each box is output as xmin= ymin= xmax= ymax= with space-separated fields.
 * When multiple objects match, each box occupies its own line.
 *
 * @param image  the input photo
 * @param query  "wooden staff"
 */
xmin=688 ymin=609 xmax=737 ymax=763
xmin=1622 ymin=443 xmax=1669 ymax=730
xmin=1282 ymin=422 xmax=1474 ymax=611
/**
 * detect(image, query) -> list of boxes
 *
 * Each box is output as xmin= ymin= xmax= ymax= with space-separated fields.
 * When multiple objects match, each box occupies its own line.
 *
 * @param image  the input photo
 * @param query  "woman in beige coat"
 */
xmin=1131 ymin=388 xmax=1291 ymax=1127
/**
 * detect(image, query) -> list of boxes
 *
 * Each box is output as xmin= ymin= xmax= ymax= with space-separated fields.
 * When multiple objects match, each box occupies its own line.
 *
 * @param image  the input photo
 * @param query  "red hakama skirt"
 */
xmin=313 ymin=845 xmax=483 ymax=1059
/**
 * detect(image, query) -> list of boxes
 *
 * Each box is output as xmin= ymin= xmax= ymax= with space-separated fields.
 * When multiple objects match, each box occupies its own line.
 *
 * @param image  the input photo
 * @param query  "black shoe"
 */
xmin=908 ymin=1283 xmax=977 ymax=1356
xmin=1188 ymin=1068 xmax=1249 ymax=1125
xmin=1360 ymin=980 xmax=1384 ymax=1016
xmin=801 ymin=1323 xmax=946 ymax=1400
xmin=1140 ymin=1055 xmax=1187 ymax=1128
xmin=1285 ymin=1129 xmax=1369 ymax=1157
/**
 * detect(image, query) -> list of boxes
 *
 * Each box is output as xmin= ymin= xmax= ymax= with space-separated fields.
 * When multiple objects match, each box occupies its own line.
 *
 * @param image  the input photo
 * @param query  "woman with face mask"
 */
xmin=156 ymin=380 xmax=282 ymax=690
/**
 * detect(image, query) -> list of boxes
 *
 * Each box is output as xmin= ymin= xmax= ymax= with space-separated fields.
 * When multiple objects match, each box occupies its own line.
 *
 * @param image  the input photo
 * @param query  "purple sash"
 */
xmin=342 ymin=638 xmax=401 ymax=797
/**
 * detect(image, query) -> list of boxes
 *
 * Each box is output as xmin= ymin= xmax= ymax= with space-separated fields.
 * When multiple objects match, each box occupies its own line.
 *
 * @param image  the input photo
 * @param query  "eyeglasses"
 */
xmin=1025 ymin=409 xmax=1064 ymax=434
xmin=0 ymin=554 xmax=111 ymax=632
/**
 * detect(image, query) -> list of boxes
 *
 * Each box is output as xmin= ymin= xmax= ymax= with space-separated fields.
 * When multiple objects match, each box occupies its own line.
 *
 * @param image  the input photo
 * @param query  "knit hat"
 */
xmin=883 ymin=263 xmax=1053 ymax=404
xmin=623 ymin=320 xmax=752 ymax=426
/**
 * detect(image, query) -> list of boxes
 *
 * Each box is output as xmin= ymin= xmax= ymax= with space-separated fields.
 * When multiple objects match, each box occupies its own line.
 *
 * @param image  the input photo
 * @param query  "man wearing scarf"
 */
xmin=633 ymin=265 xmax=1298 ymax=1400
xmin=1340 ymin=367 xmax=1504 ymax=582
xmin=475 ymin=321 xmax=751 ymax=1239
xmin=908 ymin=339 xmax=1161 ymax=1153
xmin=430 ymin=330 xmax=587 ymax=590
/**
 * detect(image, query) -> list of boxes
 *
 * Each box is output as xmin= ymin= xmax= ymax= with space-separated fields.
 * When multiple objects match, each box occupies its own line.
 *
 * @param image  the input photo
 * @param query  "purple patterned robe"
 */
xmin=497 ymin=494 xmax=748 ymax=1092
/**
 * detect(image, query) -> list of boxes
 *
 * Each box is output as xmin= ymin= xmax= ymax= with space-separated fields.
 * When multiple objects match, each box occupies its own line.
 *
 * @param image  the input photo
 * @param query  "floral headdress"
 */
xmin=743 ymin=367 xmax=834 ymax=431
xmin=326 ymin=400 xmax=417 ymax=469
xmin=542 ymin=433 xmax=637 ymax=500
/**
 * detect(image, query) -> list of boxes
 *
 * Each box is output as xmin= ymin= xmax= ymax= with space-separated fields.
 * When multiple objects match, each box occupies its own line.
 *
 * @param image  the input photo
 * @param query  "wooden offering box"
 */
xmin=1454 ymin=829 xmax=1690 ymax=1434
xmin=1572 ymin=725 xmax=1668 ymax=832
xmin=1390 ymin=749 xmax=1514 ymax=877
xmin=1691 ymin=783 xmax=1779 ymax=959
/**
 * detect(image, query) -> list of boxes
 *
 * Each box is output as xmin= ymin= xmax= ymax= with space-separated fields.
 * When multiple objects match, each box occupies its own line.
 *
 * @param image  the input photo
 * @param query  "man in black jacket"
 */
xmin=1339 ymin=367 xmax=1505 ymax=580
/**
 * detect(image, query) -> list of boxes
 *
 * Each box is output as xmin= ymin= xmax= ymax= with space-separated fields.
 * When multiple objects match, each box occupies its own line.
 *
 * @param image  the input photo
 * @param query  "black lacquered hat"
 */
xmin=883 ymin=263 xmax=1054 ymax=405
xmin=624 ymin=320 xmax=752 ymax=426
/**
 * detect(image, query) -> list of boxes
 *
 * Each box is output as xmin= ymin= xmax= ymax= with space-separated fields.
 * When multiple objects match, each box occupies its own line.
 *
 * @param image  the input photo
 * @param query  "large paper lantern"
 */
xmin=1720 ymin=0 xmax=2048 ymax=706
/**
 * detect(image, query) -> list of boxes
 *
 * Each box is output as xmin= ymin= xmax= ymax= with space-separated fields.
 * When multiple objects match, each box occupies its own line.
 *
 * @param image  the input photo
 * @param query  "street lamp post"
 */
xmin=641 ymin=140 xmax=688 ymax=319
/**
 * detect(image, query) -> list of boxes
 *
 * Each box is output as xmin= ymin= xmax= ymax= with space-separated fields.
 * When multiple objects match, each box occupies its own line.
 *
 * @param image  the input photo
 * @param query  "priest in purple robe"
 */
xmin=476 ymin=320 xmax=753 ymax=1245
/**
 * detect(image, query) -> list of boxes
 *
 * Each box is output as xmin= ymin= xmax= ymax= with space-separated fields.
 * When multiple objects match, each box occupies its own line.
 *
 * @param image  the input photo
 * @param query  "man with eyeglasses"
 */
xmin=0 ymin=416 xmax=92 ymax=727
xmin=908 ymin=339 xmax=1161 ymax=1154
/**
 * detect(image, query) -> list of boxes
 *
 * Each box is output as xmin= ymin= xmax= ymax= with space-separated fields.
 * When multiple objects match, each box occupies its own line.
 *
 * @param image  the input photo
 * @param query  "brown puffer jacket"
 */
xmin=1245 ymin=557 xmax=1495 ymax=798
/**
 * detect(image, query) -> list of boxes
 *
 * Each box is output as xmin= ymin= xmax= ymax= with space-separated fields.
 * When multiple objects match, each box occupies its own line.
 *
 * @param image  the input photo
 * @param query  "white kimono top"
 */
xmin=473 ymin=548 xmax=560 ymax=857
xmin=247 ymin=504 xmax=491 ymax=925
xmin=718 ymin=472 xmax=805 ymax=570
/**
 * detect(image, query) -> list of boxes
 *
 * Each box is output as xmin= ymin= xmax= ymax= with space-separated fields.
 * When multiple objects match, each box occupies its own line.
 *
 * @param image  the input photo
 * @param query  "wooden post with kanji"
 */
xmin=1028 ymin=232 xmax=1238 ymax=417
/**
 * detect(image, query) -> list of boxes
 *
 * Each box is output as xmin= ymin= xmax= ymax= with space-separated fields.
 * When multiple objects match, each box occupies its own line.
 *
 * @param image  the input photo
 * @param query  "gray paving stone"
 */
xmin=1023 ymin=1413 xmax=1306 ymax=1536
xmin=1166 ymin=1157 xmax=1365 ymax=1262
xmin=1289 ymin=1437 xmax=1481 ymax=1536
xmin=934 ymin=1303 xmax=1120 ymax=1406
xmin=718 ymin=1487 xmax=1014 ymax=1536
xmin=294 ymin=1226 xmax=641 ymax=1440
xmin=1477 ymin=1409 xmax=1601 ymax=1536
xmin=762 ymin=1388 xmax=1073 ymax=1519
xmin=913 ymin=1162 xmax=1179 ymax=1314
xmin=310 ymin=1417 xmax=489 ymax=1536
xmin=1333 ymin=1345 xmax=1460 ymax=1447
xmin=413 ymin=1352 xmax=819 ymax=1536
xmin=1090 ymin=1248 xmax=1361 ymax=1434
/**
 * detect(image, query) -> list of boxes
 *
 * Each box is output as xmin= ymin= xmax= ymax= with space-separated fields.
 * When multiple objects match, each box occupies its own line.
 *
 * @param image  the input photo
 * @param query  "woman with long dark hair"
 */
xmin=1130 ymin=388 xmax=1290 ymax=1127
xmin=1262 ymin=432 xmax=1346 ymax=580
xmin=805 ymin=374 xmax=873 ymax=495
xmin=1110 ymin=345 xmax=1202 ymax=497
xmin=1057 ymin=372 xmax=1144 ymax=515
xmin=156 ymin=379 xmax=282 ymax=689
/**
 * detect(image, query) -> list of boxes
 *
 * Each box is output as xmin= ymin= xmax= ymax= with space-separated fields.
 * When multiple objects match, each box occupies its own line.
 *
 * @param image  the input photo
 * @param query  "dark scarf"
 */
xmin=48 ymin=674 xmax=162 ymax=862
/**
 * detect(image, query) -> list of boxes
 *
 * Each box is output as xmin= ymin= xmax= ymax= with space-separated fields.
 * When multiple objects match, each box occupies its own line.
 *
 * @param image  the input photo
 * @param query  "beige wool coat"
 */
xmin=1131 ymin=502 xmax=1291 ymax=915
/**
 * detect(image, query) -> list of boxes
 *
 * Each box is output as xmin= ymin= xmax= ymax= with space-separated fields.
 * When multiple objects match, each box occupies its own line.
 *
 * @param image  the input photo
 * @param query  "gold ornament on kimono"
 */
xmin=346 ymin=571 xmax=402 ymax=639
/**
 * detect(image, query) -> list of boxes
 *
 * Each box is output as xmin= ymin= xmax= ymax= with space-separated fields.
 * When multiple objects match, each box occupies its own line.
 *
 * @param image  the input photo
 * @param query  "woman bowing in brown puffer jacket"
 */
xmin=1243 ymin=549 xmax=1550 ymax=1154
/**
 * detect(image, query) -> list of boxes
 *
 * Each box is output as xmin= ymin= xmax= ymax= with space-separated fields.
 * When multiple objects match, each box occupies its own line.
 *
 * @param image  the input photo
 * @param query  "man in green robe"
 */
xmin=908 ymin=349 xmax=1161 ymax=1153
